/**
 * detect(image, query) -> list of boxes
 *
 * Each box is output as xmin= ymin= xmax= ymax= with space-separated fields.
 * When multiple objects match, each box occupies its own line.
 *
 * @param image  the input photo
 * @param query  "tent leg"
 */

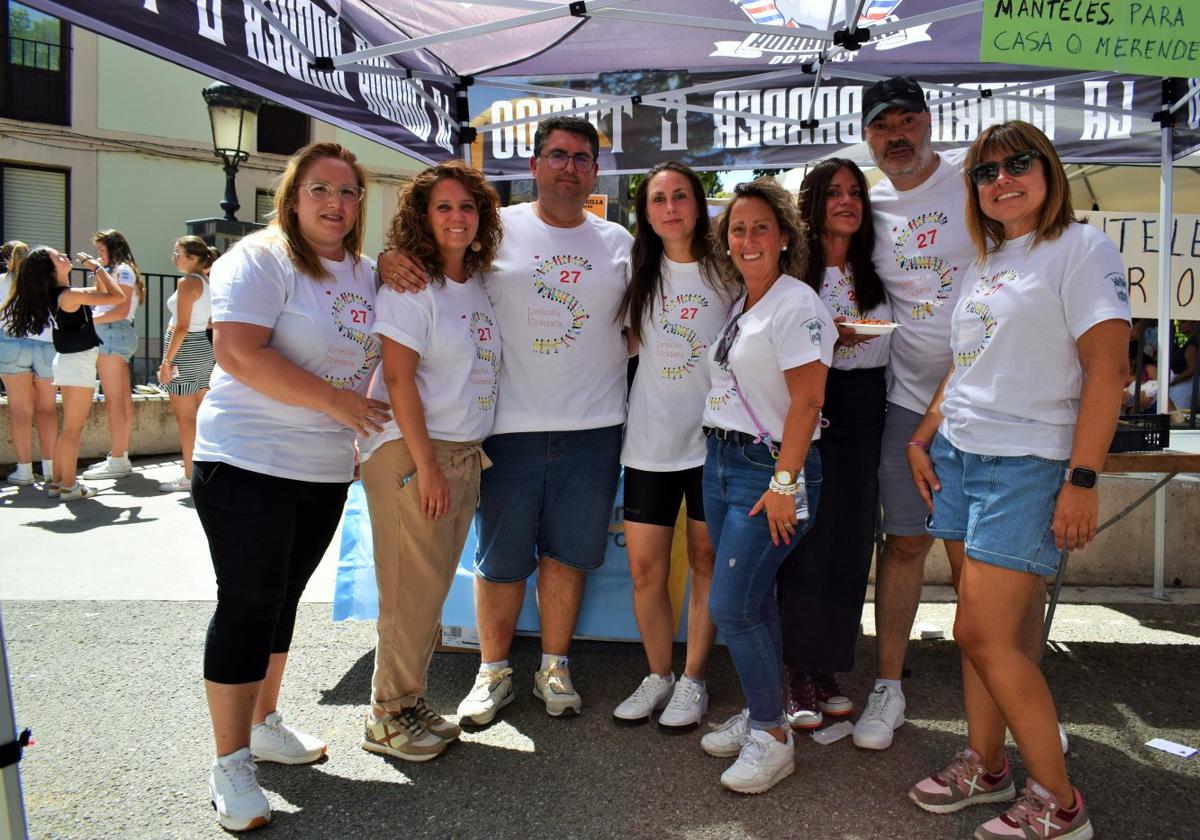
xmin=1150 ymin=81 xmax=1175 ymax=603
xmin=0 ymin=606 xmax=30 ymax=839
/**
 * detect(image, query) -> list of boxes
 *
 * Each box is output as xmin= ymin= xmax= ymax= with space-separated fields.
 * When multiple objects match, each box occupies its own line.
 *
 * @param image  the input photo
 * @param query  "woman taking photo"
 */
xmin=906 ymin=121 xmax=1127 ymax=839
xmin=613 ymin=162 xmax=736 ymax=730
xmin=191 ymin=142 xmax=387 ymax=832
xmin=697 ymin=179 xmax=834 ymax=794
xmin=0 ymin=246 xmax=125 ymax=500
xmin=157 ymin=235 xmax=218 ymax=493
xmin=83 ymin=229 xmax=143 ymax=481
xmin=777 ymin=159 xmax=890 ymax=729
xmin=357 ymin=160 xmax=502 ymax=762
xmin=1 ymin=240 xmax=58 ymax=486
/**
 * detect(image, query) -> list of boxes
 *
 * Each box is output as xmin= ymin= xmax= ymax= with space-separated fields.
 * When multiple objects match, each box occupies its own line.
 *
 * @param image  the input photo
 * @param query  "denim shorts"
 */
xmin=474 ymin=425 xmax=622 ymax=582
xmin=96 ymin=320 xmax=137 ymax=359
xmin=0 ymin=335 xmax=55 ymax=379
xmin=926 ymin=433 xmax=1067 ymax=576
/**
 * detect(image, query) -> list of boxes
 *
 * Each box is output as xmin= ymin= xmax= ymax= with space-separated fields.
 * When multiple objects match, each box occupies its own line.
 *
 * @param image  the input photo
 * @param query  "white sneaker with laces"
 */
xmin=853 ymin=684 xmax=906 ymax=750
xmin=613 ymin=673 xmax=674 ymax=723
xmin=208 ymin=747 xmax=271 ymax=832
xmin=59 ymin=483 xmax=96 ymax=502
xmin=456 ymin=666 xmax=514 ymax=725
xmin=701 ymin=708 xmax=749 ymax=757
xmin=532 ymin=658 xmax=582 ymax=717
xmin=720 ymin=728 xmax=795 ymax=794
xmin=658 ymin=675 xmax=708 ymax=730
xmin=82 ymin=453 xmax=132 ymax=479
xmin=250 ymin=710 xmax=327 ymax=764
xmin=159 ymin=475 xmax=191 ymax=493
xmin=6 ymin=466 xmax=35 ymax=486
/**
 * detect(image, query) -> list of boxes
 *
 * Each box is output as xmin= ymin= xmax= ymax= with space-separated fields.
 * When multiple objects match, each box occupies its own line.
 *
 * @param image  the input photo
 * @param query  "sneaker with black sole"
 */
xmin=208 ymin=747 xmax=271 ymax=832
xmin=909 ymin=747 xmax=1016 ymax=814
xmin=533 ymin=658 xmax=582 ymax=717
xmin=701 ymin=709 xmax=749 ymax=757
xmin=412 ymin=696 xmax=461 ymax=741
xmin=720 ymin=728 xmax=795 ymax=794
xmin=785 ymin=670 xmax=823 ymax=730
xmin=853 ymin=684 xmax=905 ymax=750
xmin=613 ymin=673 xmax=674 ymax=724
xmin=250 ymin=710 xmax=327 ymax=764
xmin=973 ymin=782 xmax=1093 ymax=840
xmin=658 ymin=675 xmax=708 ymax=731
xmin=361 ymin=709 xmax=446 ymax=762
xmin=456 ymin=666 xmax=514 ymax=725
xmin=813 ymin=671 xmax=854 ymax=717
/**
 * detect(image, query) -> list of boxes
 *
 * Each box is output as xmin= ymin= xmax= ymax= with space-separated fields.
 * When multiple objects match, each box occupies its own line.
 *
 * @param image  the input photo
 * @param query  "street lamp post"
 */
xmin=201 ymin=82 xmax=263 ymax=222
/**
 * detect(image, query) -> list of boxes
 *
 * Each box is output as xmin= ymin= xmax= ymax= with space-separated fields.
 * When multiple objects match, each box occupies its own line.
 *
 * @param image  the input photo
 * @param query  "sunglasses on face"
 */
xmin=969 ymin=150 xmax=1042 ymax=186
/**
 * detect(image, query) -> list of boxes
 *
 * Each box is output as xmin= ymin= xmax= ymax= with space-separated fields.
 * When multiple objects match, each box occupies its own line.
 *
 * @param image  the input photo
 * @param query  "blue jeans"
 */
xmin=704 ymin=436 xmax=822 ymax=731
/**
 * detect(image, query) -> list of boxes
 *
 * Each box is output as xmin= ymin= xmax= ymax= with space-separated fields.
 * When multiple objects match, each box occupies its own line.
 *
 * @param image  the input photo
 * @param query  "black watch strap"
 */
xmin=1067 ymin=467 xmax=1098 ymax=489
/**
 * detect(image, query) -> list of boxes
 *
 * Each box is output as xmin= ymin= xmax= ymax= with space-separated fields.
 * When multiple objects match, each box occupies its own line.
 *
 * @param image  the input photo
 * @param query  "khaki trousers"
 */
xmin=360 ymin=437 xmax=490 ymax=712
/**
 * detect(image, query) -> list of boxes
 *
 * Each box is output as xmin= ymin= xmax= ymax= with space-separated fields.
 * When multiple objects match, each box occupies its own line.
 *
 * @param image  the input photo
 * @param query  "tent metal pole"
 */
xmin=0 ymin=606 xmax=29 ymax=839
xmin=1152 ymin=81 xmax=1175 ymax=602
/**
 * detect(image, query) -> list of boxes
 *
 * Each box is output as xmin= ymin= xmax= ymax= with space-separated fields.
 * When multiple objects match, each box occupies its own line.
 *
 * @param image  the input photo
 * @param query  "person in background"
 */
xmin=83 ymin=229 xmax=143 ymax=481
xmin=190 ymin=142 xmax=386 ymax=832
xmin=697 ymin=179 xmax=833 ymax=794
xmin=777 ymin=159 xmax=890 ymax=730
xmin=1 ymin=246 xmax=125 ymax=500
xmin=157 ymin=235 xmax=218 ymax=493
xmin=906 ymin=120 xmax=1127 ymax=840
xmin=0 ymin=240 xmax=58 ymax=486
xmin=1167 ymin=320 xmax=1198 ymax=412
xmin=613 ymin=162 xmax=736 ymax=731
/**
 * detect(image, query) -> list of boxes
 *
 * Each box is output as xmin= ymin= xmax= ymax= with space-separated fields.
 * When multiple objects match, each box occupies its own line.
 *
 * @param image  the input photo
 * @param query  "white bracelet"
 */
xmin=769 ymin=478 xmax=800 ymax=496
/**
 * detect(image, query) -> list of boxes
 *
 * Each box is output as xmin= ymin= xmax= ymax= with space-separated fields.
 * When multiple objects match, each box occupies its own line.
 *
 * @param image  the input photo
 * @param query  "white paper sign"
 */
xmin=1145 ymin=738 xmax=1197 ymax=758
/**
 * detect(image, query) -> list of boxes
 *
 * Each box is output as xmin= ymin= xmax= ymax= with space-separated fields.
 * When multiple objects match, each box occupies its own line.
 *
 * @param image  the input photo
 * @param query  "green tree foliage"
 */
xmin=626 ymin=169 xmax=722 ymax=204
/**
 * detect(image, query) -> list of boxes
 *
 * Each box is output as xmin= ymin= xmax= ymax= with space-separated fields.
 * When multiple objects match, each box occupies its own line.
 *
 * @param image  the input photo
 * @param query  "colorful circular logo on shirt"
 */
xmin=953 ymin=270 xmax=1012 ymax=367
xmin=893 ymin=212 xmax=956 ymax=321
xmin=531 ymin=255 xmax=591 ymax=354
xmin=327 ymin=291 xmax=379 ymax=389
xmin=470 ymin=311 xmax=499 ymax=412
xmin=658 ymin=292 xmax=710 ymax=380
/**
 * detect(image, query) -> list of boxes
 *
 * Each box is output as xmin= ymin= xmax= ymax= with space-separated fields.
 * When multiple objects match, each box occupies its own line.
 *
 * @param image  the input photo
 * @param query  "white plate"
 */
xmin=843 ymin=321 xmax=900 ymax=335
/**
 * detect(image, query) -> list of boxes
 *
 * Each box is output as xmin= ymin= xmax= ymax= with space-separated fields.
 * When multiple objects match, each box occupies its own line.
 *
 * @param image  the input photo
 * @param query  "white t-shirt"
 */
xmin=484 ymin=202 xmax=632 ymax=434
xmin=193 ymin=229 xmax=380 ymax=482
xmin=360 ymin=276 xmax=501 ymax=461
xmin=940 ymin=224 xmax=1131 ymax=460
xmin=819 ymin=266 xmax=892 ymax=370
xmin=622 ymin=258 xmax=733 ymax=471
xmin=166 ymin=274 xmax=213 ymax=333
xmin=702 ymin=276 xmax=836 ymax=443
xmin=0 ymin=272 xmax=52 ymax=341
xmin=93 ymin=263 xmax=138 ymax=323
xmin=871 ymin=149 xmax=974 ymax=413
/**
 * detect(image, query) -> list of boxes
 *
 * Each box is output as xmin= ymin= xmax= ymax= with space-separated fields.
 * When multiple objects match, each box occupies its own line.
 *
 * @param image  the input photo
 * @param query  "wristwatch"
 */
xmin=773 ymin=470 xmax=796 ymax=487
xmin=1067 ymin=467 xmax=1097 ymax=489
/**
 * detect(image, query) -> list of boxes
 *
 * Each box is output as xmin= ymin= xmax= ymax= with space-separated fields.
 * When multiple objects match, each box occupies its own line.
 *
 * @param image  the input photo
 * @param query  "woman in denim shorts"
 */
xmin=696 ymin=179 xmax=834 ymax=794
xmin=905 ymin=121 xmax=1129 ymax=840
xmin=0 ymin=240 xmax=58 ymax=486
xmin=83 ymin=229 xmax=142 ymax=481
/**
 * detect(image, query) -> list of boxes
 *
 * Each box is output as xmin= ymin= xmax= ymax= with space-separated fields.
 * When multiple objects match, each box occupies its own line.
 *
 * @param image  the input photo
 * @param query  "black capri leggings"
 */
xmin=192 ymin=460 xmax=349 ymax=684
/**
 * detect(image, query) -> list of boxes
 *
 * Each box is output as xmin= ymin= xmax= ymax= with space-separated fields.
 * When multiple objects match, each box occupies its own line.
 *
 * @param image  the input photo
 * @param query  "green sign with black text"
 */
xmin=980 ymin=1 xmax=1199 ymax=77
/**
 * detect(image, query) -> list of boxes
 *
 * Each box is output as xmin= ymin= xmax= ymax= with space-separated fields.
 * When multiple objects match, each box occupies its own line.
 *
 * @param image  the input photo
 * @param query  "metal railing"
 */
xmin=70 ymin=269 xmax=182 ymax=387
xmin=7 ymin=35 xmax=63 ymax=71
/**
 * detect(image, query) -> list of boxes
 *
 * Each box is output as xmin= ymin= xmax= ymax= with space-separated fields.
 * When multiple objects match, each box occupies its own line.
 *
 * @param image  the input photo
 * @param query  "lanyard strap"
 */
xmin=719 ymin=297 xmax=779 ymax=460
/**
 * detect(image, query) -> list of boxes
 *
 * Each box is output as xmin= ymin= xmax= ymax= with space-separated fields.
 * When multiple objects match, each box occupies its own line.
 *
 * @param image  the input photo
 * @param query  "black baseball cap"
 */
xmin=862 ymin=76 xmax=928 ymax=128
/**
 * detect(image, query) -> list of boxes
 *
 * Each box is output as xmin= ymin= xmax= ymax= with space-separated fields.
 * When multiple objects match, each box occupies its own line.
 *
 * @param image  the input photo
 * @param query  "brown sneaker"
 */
xmin=412 ymin=697 xmax=461 ymax=741
xmin=973 ymin=781 xmax=1093 ymax=840
xmin=361 ymin=709 xmax=447 ymax=762
xmin=909 ymin=747 xmax=1016 ymax=814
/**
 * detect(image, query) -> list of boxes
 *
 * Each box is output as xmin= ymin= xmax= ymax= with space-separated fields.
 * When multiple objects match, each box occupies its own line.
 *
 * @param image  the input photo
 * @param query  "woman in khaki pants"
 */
xmin=358 ymin=160 xmax=503 ymax=762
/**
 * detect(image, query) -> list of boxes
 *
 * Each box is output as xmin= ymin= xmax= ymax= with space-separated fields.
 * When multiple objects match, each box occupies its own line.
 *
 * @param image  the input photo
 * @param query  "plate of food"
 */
xmin=841 ymin=319 xmax=900 ymax=336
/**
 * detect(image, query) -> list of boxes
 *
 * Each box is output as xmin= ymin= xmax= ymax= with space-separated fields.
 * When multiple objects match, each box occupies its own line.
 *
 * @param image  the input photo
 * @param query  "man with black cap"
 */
xmin=852 ymin=77 xmax=1057 ymax=755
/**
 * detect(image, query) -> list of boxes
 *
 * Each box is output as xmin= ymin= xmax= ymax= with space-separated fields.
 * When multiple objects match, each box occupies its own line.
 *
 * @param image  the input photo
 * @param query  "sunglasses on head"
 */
xmin=713 ymin=319 xmax=741 ymax=367
xmin=969 ymin=149 xmax=1042 ymax=186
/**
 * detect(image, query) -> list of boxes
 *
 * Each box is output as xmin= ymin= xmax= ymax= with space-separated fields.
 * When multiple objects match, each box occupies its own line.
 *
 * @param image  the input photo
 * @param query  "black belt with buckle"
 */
xmin=703 ymin=426 xmax=759 ymax=447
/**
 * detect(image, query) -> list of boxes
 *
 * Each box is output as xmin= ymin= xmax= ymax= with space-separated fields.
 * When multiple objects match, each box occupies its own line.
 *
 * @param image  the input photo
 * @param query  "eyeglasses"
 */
xmin=541 ymin=152 xmax=596 ymax=171
xmin=713 ymin=319 xmax=741 ymax=367
xmin=301 ymin=181 xmax=366 ymax=203
xmin=969 ymin=150 xmax=1042 ymax=186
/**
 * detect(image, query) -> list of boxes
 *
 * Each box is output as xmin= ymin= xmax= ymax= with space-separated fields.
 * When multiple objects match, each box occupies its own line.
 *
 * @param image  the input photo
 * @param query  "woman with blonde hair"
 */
xmin=357 ymin=159 xmax=502 ymax=762
xmin=157 ymin=235 xmax=219 ymax=492
xmin=906 ymin=120 xmax=1128 ymax=839
xmin=0 ymin=240 xmax=58 ymax=486
xmin=83 ymin=229 xmax=143 ymax=481
xmin=191 ymin=142 xmax=387 ymax=831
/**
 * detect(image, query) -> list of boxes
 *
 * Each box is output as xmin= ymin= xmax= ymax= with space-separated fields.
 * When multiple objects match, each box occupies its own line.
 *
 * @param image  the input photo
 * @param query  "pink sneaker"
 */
xmin=973 ymin=781 xmax=1093 ymax=840
xmin=909 ymin=747 xmax=1015 ymax=814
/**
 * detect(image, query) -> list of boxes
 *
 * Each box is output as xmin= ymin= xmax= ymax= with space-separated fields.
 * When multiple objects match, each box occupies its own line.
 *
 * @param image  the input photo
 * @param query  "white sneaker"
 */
xmin=82 ymin=454 xmax=132 ymax=479
xmin=1059 ymin=722 xmax=1069 ymax=755
xmin=58 ymin=483 xmax=97 ymax=502
xmin=701 ymin=708 xmax=749 ymax=757
xmin=159 ymin=475 xmax=191 ymax=493
xmin=208 ymin=747 xmax=271 ymax=832
xmin=658 ymin=675 xmax=708 ymax=731
xmin=533 ymin=658 xmax=582 ymax=717
xmin=613 ymin=673 xmax=674 ymax=723
xmin=456 ymin=666 xmax=515 ymax=725
xmin=6 ymin=466 xmax=34 ymax=486
xmin=250 ymin=710 xmax=327 ymax=764
xmin=853 ymin=684 xmax=906 ymax=750
xmin=720 ymin=728 xmax=795 ymax=794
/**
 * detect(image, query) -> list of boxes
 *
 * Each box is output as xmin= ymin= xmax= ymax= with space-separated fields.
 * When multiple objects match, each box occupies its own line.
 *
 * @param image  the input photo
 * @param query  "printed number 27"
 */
xmin=916 ymin=230 xmax=937 ymax=249
xmin=679 ymin=307 xmax=699 ymax=320
xmin=350 ymin=309 xmax=367 ymax=324
xmin=559 ymin=270 xmax=581 ymax=284
xmin=477 ymin=327 xmax=492 ymax=342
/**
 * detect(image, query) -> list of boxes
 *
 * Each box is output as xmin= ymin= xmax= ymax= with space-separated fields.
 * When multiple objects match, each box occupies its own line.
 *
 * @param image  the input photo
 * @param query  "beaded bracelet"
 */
xmin=907 ymin=440 xmax=929 ymax=452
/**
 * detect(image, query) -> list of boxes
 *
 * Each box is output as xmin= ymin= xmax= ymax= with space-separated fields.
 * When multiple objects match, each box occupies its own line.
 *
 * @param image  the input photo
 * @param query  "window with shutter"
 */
xmin=1 ymin=164 xmax=69 ymax=252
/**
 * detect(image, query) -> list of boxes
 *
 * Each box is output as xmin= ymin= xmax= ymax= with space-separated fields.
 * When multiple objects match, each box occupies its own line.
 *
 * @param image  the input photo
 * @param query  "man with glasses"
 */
xmin=379 ymin=116 xmax=631 ymax=726
xmin=854 ymin=77 xmax=1059 ymax=754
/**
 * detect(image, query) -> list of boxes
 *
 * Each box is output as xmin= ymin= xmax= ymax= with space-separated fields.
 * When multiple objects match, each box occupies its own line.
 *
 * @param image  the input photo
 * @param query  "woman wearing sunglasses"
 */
xmin=906 ymin=121 xmax=1128 ymax=839
xmin=191 ymin=142 xmax=388 ymax=832
xmin=697 ymin=178 xmax=834 ymax=794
